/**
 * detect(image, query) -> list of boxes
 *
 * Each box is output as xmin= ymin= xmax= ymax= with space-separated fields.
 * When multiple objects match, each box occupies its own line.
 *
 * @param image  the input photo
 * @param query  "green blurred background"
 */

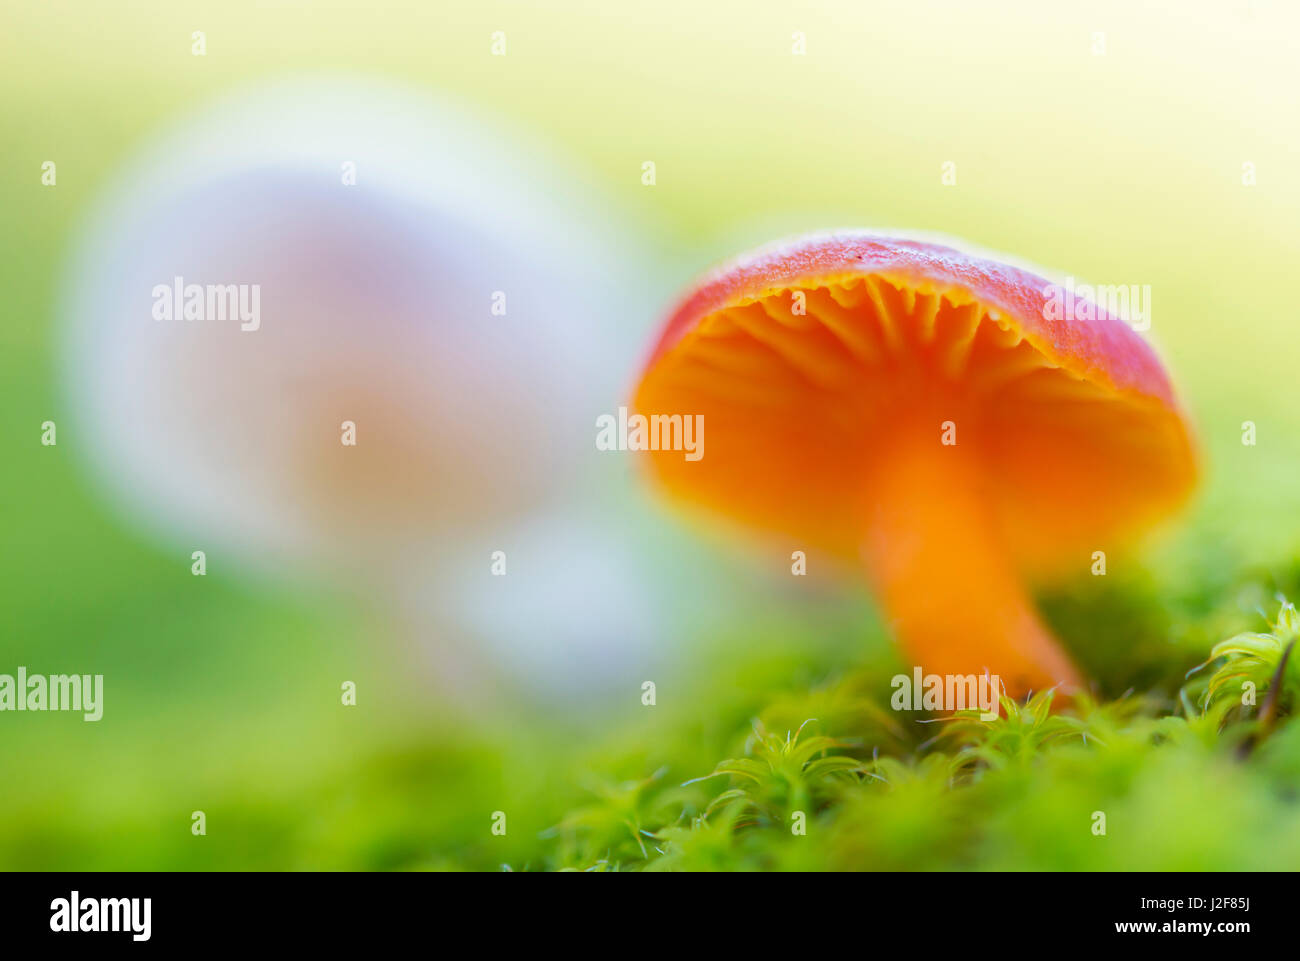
xmin=3 ymin=0 xmax=1299 ymax=870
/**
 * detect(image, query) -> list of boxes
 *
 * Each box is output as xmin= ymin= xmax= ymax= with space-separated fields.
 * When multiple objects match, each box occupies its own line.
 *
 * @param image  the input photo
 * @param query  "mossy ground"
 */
xmin=519 ymin=555 xmax=1300 ymax=872
xmin=3 ymin=539 xmax=1297 ymax=872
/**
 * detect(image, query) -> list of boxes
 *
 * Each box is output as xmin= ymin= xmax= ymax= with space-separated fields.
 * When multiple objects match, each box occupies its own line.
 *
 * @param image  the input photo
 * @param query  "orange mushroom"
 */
xmin=633 ymin=233 xmax=1198 ymax=695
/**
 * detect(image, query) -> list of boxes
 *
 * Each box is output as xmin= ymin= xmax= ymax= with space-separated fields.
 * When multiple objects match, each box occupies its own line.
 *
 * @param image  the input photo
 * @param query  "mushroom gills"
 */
xmin=644 ymin=274 xmax=1188 ymax=576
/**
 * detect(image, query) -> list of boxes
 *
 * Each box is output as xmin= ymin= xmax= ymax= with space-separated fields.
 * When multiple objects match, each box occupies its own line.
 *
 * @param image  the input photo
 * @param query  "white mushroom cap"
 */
xmin=61 ymin=76 xmax=647 ymax=583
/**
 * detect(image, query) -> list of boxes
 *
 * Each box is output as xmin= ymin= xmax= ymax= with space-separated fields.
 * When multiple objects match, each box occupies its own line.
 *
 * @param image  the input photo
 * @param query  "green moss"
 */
xmin=526 ymin=594 xmax=1300 ymax=872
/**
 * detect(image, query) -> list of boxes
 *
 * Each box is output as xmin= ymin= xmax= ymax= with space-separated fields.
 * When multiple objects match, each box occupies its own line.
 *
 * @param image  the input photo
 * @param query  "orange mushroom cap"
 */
xmin=633 ymin=232 xmax=1198 ymax=694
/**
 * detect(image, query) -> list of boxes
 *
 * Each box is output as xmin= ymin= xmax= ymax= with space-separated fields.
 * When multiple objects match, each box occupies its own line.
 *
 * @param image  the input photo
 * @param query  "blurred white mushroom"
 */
xmin=59 ymin=75 xmax=688 ymax=705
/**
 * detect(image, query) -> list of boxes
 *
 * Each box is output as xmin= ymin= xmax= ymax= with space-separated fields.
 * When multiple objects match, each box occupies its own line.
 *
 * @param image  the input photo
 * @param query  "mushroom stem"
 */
xmin=860 ymin=429 xmax=1081 ymax=697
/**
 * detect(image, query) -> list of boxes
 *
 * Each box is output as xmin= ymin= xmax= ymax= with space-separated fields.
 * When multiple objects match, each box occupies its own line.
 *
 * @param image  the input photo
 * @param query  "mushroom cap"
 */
xmin=61 ymin=77 xmax=644 ymax=576
xmin=633 ymin=232 xmax=1198 ymax=573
